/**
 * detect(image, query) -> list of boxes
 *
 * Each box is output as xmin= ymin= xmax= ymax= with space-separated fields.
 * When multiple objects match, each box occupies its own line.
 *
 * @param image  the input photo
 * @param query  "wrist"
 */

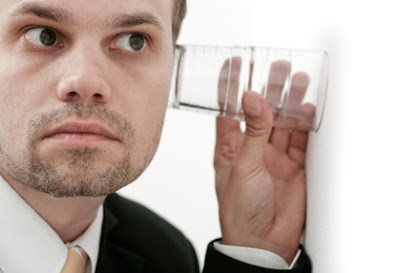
xmin=221 ymin=236 xmax=299 ymax=265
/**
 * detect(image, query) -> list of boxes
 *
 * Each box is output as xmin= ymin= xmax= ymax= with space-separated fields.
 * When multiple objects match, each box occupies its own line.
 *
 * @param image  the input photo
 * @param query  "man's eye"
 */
xmin=116 ymin=33 xmax=146 ymax=52
xmin=24 ymin=27 xmax=59 ymax=47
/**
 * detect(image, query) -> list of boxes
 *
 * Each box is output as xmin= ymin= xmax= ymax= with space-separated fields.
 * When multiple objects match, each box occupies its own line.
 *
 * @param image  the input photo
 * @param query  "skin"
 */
xmin=0 ymin=0 xmax=174 ymax=242
xmin=215 ymin=60 xmax=312 ymax=263
xmin=0 ymin=0 xmax=309 ymax=265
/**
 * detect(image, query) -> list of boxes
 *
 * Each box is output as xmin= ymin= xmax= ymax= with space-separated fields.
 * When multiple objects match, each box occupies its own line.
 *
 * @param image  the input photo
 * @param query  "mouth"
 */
xmin=43 ymin=122 xmax=120 ymax=144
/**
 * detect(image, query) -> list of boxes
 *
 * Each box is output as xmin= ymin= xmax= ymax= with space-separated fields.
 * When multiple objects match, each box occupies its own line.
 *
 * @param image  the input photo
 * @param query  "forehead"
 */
xmin=1 ymin=0 xmax=174 ymax=30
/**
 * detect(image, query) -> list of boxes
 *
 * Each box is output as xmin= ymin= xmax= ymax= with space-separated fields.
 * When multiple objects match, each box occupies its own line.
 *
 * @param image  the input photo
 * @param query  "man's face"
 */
xmin=0 ymin=0 xmax=175 ymax=197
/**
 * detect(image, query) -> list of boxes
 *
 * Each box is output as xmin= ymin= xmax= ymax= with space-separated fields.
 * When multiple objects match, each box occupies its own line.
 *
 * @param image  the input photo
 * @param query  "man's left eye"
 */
xmin=116 ymin=33 xmax=146 ymax=52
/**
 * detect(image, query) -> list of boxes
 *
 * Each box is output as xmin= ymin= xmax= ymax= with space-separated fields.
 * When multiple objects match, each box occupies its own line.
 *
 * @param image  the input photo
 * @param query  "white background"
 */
xmin=119 ymin=1 xmax=400 ymax=272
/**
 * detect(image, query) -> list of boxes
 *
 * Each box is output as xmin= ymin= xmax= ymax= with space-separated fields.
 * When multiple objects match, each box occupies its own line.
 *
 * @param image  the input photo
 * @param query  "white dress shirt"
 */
xmin=0 ymin=176 xmax=299 ymax=273
xmin=0 ymin=176 xmax=102 ymax=273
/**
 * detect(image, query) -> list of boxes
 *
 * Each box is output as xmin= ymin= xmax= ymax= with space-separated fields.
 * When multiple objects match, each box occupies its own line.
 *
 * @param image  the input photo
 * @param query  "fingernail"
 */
xmin=243 ymin=92 xmax=263 ymax=117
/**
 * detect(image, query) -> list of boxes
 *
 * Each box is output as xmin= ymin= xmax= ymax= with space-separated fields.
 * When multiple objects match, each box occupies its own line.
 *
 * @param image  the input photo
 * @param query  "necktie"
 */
xmin=60 ymin=246 xmax=88 ymax=273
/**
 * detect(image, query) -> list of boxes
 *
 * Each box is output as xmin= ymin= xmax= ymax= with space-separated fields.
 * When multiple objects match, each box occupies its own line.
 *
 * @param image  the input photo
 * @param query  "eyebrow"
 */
xmin=11 ymin=2 xmax=71 ymax=25
xmin=10 ymin=2 xmax=165 ymax=31
xmin=111 ymin=14 xmax=163 ymax=30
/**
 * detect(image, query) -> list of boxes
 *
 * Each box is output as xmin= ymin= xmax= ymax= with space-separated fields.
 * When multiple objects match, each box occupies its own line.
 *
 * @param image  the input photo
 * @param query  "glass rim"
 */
xmin=175 ymin=43 xmax=328 ymax=56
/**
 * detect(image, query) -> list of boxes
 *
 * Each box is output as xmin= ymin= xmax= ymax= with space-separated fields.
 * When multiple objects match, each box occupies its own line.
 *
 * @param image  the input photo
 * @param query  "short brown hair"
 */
xmin=172 ymin=0 xmax=187 ymax=42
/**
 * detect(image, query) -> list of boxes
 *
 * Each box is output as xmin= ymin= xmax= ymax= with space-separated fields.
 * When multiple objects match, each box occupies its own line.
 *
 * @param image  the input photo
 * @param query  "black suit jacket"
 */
xmin=95 ymin=193 xmax=312 ymax=273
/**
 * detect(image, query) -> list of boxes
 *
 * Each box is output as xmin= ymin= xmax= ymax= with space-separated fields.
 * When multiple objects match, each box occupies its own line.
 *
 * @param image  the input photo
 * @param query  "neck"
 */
xmin=4 ymin=174 xmax=105 ymax=243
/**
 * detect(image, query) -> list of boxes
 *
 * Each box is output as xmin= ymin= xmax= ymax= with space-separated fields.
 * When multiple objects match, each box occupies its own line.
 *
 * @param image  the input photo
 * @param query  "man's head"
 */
xmin=172 ymin=0 xmax=186 ymax=42
xmin=0 ymin=0 xmax=186 ymax=198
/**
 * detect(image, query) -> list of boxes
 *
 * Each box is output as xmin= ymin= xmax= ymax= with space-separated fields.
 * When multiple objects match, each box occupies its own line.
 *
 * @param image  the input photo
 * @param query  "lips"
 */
xmin=43 ymin=122 xmax=119 ymax=142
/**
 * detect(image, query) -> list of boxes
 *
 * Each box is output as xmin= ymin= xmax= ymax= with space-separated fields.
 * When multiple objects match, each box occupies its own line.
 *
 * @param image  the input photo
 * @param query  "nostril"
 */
xmin=68 ymin=91 xmax=78 ymax=96
xmin=93 ymin=93 xmax=102 ymax=98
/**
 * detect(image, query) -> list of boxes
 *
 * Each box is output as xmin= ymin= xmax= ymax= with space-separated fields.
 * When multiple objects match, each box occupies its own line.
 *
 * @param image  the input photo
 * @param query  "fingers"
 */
xmin=286 ymin=72 xmax=310 ymax=111
xmin=218 ymin=57 xmax=242 ymax=117
xmin=270 ymin=128 xmax=291 ymax=152
xmin=266 ymin=61 xmax=291 ymax=112
xmin=285 ymin=75 xmax=312 ymax=165
xmin=236 ymin=91 xmax=273 ymax=165
xmin=269 ymin=70 xmax=312 ymax=154
xmin=215 ymin=116 xmax=242 ymax=166
xmin=291 ymin=73 xmax=315 ymax=129
xmin=267 ymin=61 xmax=291 ymax=151
xmin=216 ymin=58 xmax=313 ymax=171
xmin=288 ymin=130 xmax=309 ymax=167
xmin=215 ymin=57 xmax=243 ymax=169
xmin=214 ymin=115 xmax=242 ymax=199
xmin=297 ymin=103 xmax=316 ymax=129
xmin=281 ymin=72 xmax=315 ymax=130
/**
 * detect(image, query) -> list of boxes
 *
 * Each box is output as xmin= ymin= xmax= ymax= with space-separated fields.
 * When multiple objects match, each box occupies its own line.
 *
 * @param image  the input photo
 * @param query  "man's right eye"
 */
xmin=24 ymin=27 xmax=59 ymax=47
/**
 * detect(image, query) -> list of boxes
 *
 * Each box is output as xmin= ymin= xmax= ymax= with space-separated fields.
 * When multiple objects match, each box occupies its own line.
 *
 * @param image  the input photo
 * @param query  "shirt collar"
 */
xmin=0 ymin=176 xmax=103 ymax=273
xmin=66 ymin=204 xmax=103 ymax=273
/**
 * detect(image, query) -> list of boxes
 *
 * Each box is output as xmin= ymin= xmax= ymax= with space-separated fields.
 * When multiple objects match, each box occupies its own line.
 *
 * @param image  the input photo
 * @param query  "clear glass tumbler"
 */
xmin=169 ymin=44 xmax=329 ymax=131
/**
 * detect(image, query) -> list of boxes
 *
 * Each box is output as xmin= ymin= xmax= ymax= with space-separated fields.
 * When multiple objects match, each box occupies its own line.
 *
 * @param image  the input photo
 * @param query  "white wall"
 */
xmin=119 ymin=1 xmax=400 ymax=272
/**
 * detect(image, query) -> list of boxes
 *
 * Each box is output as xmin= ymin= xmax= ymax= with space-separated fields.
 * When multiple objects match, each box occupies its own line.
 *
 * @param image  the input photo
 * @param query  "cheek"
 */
xmin=0 ymin=56 xmax=55 ymax=157
xmin=114 ymin=52 xmax=174 ymax=126
xmin=121 ymin=73 xmax=169 ymax=154
xmin=0 ymin=63 xmax=44 ymax=138
xmin=111 ymin=59 xmax=172 ymax=163
xmin=0 ymin=50 xmax=54 ymax=112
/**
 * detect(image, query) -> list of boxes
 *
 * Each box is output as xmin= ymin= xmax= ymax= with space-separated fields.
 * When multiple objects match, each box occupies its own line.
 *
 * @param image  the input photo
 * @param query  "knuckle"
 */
xmin=214 ymin=143 xmax=237 ymax=162
xmin=245 ymin=122 xmax=271 ymax=138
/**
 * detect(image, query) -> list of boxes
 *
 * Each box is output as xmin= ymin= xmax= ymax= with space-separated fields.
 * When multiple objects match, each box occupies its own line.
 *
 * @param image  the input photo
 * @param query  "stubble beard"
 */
xmin=0 ymin=103 xmax=162 ymax=197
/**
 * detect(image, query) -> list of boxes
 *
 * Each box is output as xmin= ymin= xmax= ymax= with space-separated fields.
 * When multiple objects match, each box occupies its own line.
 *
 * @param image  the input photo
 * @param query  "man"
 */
xmin=0 ymin=0 xmax=312 ymax=272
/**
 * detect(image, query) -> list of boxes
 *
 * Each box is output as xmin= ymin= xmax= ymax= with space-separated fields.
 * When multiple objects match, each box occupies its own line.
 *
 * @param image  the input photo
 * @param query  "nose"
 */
xmin=56 ymin=45 xmax=112 ymax=105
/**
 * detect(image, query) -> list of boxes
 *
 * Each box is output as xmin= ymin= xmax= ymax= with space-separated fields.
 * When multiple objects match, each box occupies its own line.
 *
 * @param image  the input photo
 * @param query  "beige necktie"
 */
xmin=60 ymin=246 xmax=88 ymax=273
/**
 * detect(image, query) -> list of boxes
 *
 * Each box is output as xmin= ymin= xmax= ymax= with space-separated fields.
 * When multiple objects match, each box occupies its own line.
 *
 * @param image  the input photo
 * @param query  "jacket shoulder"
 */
xmin=102 ymin=193 xmax=199 ymax=272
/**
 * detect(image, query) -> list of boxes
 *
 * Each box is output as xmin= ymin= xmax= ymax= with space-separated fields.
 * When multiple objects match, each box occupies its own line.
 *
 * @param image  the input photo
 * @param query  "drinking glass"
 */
xmin=169 ymin=44 xmax=329 ymax=131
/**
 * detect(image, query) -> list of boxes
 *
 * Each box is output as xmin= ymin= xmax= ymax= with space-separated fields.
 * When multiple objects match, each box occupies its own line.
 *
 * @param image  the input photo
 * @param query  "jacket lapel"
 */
xmin=95 ymin=196 xmax=145 ymax=273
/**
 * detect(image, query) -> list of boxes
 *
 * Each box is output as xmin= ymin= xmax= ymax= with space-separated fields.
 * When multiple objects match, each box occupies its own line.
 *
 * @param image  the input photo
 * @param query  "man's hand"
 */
xmin=214 ymin=60 xmax=312 ymax=264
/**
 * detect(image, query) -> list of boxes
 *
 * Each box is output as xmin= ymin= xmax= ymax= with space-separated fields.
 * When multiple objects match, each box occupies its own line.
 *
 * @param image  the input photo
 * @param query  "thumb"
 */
xmin=237 ymin=91 xmax=273 ymax=163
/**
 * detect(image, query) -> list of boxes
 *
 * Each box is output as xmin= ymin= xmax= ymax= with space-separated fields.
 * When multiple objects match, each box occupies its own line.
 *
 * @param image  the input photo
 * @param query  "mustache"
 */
xmin=27 ymin=103 xmax=134 ymax=143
